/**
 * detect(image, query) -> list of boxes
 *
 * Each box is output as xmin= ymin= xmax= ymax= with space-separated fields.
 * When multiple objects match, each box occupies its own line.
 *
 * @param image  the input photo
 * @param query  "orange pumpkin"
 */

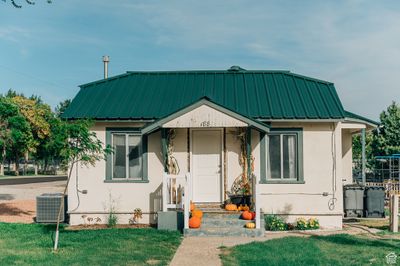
xmin=190 ymin=201 xmax=195 ymax=211
xmin=192 ymin=209 xmax=203 ymax=219
xmin=242 ymin=211 xmax=253 ymax=220
xmin=225 ymin=203 xmax=237 ymax=211
xmin=241 ymin=205 xmax=250 ymax=212
xmin=189 ymin=216 xmax=201 ymax=228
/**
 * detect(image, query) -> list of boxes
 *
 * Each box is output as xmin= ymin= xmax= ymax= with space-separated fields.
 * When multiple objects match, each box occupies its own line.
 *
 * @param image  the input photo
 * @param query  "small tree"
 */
xmin=53 ymin=120 xmax=111 ymax=251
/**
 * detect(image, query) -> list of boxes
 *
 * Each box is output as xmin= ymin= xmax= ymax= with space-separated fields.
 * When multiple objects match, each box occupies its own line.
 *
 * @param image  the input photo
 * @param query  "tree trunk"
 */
xmin=34 ymin=163 xmax=38 ymax=175
xmin=0 ymin=146 xmax=5 ymax=176
xmin=14 ymin=156 xmax=19 ymax=176
xmin=23 ymin=152 xmax=29 ymax=175
xmin=44 ymin=159 xmax=48 ymax=173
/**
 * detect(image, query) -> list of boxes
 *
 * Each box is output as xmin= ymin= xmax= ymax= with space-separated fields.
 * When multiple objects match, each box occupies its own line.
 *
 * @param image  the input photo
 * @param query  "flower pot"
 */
xmin=229 ymin=195 xmax=252 ymax=206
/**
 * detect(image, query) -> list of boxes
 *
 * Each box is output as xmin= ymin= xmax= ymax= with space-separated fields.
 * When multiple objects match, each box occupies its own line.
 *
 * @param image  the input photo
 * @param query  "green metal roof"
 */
xmin=63 ymin=67 xmax=351 ymax=121
xmin=344 ymin=111 xmax=379 ymax=126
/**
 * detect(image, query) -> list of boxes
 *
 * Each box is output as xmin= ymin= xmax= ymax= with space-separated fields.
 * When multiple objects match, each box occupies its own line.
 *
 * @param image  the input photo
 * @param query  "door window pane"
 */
xmin=283 ymin=135 xmax=297 ymax=179
xmin=113 ymin=134 xmax=126 ymax=178
xmin=268 ymin=135 xmax=281 ymax=179
xmin=128 ymin=135 xmax=142 ymax=178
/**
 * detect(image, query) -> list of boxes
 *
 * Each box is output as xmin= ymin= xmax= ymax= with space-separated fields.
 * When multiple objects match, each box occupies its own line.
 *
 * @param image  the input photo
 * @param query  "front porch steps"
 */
xmin=185 ymin=205 xmax=265 ymax=237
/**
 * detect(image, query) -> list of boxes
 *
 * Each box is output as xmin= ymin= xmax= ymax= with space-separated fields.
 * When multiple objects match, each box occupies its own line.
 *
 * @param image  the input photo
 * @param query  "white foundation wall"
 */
xmin=68 ymin=122 xmax=164 ymax=226
xmin=256 ymin=122 xmax=345 ymax=229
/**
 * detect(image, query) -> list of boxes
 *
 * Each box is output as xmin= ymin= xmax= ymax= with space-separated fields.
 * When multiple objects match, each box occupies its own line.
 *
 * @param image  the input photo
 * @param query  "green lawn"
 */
xmin=220 ymin=234 xmax=400 ymax=266
xmin=0 ymin=223 xmax=182 ymax=265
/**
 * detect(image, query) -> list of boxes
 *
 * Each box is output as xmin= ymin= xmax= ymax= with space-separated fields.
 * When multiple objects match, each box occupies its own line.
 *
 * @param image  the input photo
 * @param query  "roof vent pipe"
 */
xmin=102 ymin=55 xmax=110 ymax=79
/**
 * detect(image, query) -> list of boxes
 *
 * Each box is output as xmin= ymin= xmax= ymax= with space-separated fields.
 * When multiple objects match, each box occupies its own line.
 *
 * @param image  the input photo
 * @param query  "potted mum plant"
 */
xmin=227 ymin=174 xmax=253 ymax=206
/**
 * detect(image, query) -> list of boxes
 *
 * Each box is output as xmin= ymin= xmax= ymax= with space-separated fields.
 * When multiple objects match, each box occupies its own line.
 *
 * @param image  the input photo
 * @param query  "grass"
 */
xmin=220 ymin=234 xmax=400 ymax=266
xmin=0 ymin=223 xmax=182 ymax=265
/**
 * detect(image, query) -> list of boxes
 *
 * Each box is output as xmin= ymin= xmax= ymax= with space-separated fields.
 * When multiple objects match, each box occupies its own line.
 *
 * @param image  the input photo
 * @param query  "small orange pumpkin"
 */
xmin=189 ymin=216 xmax=201 ymax=228
xmin=246 ymin=222 xmax=256 ymax=229
xmin=241 ymin=205 xmax=250 ymax=212
xmin=190 ymin=201 xmax=195 ymax=211
xmin=192 ymin=209 xmax=203 ymax=219
xmin=242 ymin=210 xmax=253 ymax=220
xmin=225 ymin=203 xmax=237 ymax=211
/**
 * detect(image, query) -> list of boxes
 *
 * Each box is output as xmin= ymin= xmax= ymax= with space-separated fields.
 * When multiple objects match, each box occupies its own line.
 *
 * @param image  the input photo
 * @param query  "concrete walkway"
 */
xmin=169 ymin=226 xmax=373 ymax=266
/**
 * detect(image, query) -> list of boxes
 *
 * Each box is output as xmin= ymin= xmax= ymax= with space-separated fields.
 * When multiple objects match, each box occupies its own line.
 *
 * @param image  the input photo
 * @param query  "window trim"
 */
xmin=260 ymin=128 xmax=304 ymax=184
xmin=105 ymin=127 xmax=148 ymax=183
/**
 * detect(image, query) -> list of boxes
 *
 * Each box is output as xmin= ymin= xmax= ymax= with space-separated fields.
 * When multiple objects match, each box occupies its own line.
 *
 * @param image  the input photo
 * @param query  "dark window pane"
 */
xmin=129 ymin=135 xmax=142 ymax=178
xmin=283 ymin=135 xmax=297 ymax=179
xmin=268 ymin=135 xmax=281 ymax=179
xmin=113 ymin=134 xmax=126 ymax=178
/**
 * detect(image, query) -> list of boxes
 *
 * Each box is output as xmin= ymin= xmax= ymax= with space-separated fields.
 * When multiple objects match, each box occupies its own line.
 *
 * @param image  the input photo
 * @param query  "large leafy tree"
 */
xmin=8 ymin=115 xmax=34 ymax=175
xmin=55 ymin=99 xmax=71 ymax=118
xmin=0 ymin=97 xmax=19 ymax=175
xmin=10 ymin=95 xmax=52 ymax=174
xmin=371 ymin=102 xmax=400 ymax=156
xmin=353 ymin=101 xmax=400 ymax=173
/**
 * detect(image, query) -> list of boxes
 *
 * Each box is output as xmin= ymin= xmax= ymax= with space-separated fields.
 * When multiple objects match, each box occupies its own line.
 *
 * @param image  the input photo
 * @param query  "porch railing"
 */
xmin=162 ymin=172 xmax=191 ymax=229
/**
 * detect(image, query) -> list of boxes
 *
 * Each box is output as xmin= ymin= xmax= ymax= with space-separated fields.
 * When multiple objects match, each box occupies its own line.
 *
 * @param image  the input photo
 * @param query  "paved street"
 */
xmin=0 ymin=180 xmax=66 ymax=201
xmin=0 ymin=180 xmax=66 ymax=223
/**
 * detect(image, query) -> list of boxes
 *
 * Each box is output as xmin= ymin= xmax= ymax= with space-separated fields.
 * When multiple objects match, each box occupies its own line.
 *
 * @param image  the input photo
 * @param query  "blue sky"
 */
xmin=1 ymin=0 xmax=399 ymax=120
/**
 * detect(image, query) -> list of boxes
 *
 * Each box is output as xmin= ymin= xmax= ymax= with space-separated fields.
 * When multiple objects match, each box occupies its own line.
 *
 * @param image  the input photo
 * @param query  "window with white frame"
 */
xmin=267 ymin=129 xmax=302 ymax=181
xmin=112 ymin=133 xmax=143 ymax=179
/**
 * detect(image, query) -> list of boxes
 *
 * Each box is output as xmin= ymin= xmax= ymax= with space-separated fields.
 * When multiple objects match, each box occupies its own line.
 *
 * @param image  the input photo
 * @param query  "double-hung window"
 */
xmin=106 ymin=128 xmax=148 ymax=182
xmin=264 ymin=128 xmax=303 ymax=183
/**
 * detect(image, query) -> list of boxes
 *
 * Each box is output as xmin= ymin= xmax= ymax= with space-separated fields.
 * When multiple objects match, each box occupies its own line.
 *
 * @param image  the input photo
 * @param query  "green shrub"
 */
xmin=307 ymin=218 xmax=320 ymax=230
xmin=295 ymin=217 xmax=320 ymax=230
xmin=295 ymin=217 xmax=308 ymax=230
xmin=265 ymin=215 xmax=286 ymax=231
xmin=107 ymin=212 xmax=118 ymax=227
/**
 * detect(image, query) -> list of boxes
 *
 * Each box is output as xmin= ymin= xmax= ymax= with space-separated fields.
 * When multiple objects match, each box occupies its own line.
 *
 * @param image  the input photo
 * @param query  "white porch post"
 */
xmin=162 ymin=172 xmax=168 ymax=212
xmin=184 ymin=172 xmax=191 ymax=229
xmin=255 ymin=177 xmax=261 ymax=229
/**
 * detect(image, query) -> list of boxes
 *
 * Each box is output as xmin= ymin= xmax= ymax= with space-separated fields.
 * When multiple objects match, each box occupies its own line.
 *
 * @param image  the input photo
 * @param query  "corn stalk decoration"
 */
xmin=231 ymin=128 xmax=254 ymax=195
xmin=166 ymin=129 xmax=181 ymax=204
xmin=166 ymin=129 xmax=180 ymax=175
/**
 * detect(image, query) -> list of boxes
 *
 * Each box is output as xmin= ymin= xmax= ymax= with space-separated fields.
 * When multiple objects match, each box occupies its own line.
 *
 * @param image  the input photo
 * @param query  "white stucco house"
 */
xmin=62 ymin=66 xmax=377 ymax=231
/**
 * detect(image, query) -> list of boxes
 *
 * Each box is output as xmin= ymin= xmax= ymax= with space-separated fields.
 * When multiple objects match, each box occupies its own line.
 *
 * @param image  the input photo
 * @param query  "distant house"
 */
xmin=63 ymin=66 xmax=377 ymax=230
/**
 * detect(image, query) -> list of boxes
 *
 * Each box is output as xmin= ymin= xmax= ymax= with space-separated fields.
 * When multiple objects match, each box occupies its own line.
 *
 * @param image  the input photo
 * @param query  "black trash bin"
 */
xmin=343 ymin=185 xmax=364 ymax=217
xmin=364 ymin=186 xmax=385 ymax=218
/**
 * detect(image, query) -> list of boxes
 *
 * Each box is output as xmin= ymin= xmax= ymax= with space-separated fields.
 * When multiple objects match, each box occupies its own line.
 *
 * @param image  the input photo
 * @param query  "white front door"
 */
xmin=192 ymin=129 xmax=222 ymax=202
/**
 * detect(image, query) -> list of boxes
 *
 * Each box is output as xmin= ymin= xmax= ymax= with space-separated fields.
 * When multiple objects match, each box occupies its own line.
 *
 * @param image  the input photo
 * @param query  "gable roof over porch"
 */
xmin=141 ymin=98 xmax=270 ymax=134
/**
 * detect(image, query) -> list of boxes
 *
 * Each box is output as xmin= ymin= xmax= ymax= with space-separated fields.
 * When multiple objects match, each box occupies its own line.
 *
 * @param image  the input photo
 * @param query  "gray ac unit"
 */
xmin=36 ymin=193 xmax=68 ymax=223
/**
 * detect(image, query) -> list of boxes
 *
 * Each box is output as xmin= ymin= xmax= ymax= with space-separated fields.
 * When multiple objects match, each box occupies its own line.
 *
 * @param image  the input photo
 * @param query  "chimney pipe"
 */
xmin=102 ymin=55 xmax=109 ymax=79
